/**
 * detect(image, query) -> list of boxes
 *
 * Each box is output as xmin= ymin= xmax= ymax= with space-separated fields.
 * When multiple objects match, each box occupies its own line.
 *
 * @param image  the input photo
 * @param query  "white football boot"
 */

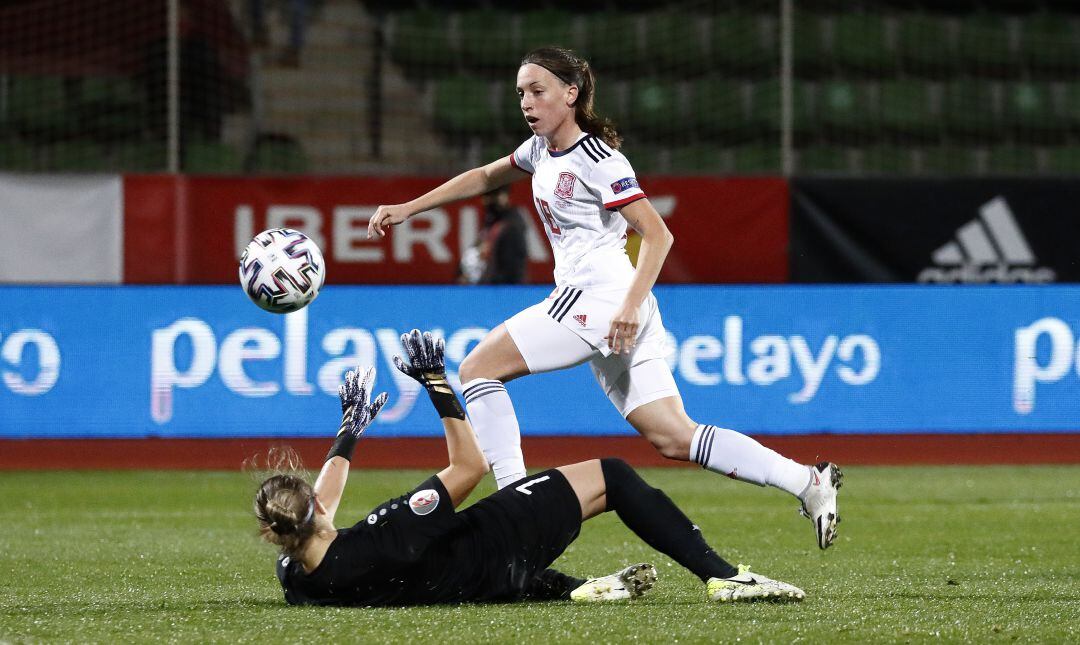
xmin=570 ymin=563 xmax=657 ymax=602
xmin=707 ymin=565 xmax=805 ymax=602
xmin=799 ymin=461 xmax=843 ymax=549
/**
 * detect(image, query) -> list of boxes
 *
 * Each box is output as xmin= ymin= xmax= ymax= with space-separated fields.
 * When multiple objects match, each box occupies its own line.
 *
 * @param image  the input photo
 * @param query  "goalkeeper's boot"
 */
xmin=799 ymin=461 xmax=843 ymax=549
xmin=570 ymin=563 xmax=657 ymax=602
xmin=707 ymin=565 xmax=805 ymax=603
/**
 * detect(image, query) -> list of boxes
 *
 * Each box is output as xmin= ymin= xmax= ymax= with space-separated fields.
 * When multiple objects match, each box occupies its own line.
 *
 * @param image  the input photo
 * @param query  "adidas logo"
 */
xmin=573 ymin=314 xmax=588 ymax=327
xmin=917 ymin=196 xmax=1056 ymax=284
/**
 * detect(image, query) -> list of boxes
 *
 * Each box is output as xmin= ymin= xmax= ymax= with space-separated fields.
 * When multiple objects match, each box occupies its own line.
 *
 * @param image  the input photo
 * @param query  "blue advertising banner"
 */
xmin=3 ymin=285 xmax=1079 ymax=438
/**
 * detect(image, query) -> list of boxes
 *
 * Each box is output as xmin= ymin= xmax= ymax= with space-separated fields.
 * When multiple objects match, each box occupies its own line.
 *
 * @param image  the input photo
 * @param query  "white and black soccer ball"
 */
xmin=239 ymin=228 xmax=326 ymax=314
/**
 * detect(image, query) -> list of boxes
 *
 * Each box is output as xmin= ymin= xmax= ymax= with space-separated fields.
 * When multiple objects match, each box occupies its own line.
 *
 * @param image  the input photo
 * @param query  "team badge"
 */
xmin=409 ymin=489 xmax=440 ymax=515
xmin=611 ymin=177 xmax=638 ymax=194
xmin=555 ymin=172 xmax=577 ymax=199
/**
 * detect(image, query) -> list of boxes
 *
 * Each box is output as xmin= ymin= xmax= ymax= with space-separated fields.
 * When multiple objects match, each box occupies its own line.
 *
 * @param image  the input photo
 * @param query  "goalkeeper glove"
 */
xmin=393 ymin=329 xmax=465 ymax=420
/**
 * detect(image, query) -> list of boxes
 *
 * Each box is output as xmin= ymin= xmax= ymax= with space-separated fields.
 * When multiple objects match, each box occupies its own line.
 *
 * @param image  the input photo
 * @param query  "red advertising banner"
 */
xmin=123 ymin=175 xmax=787 ymax=284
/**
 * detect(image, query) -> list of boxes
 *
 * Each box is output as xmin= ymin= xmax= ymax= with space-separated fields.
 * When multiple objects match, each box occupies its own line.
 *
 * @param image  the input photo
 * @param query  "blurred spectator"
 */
xmin=459 ymin=186 xmax=528 ymax=285
xmin=249 ymin=0 xmax=310 ymax=68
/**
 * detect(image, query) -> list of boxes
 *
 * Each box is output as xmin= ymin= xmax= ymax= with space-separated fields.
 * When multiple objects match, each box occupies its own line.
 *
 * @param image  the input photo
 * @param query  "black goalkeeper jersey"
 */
xmin=275 ymin=471 xmax=582 ymax=607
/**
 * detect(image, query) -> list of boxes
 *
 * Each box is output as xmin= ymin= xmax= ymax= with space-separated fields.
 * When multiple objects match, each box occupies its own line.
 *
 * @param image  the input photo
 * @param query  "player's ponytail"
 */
xmin=250 ymin=447 xmax=318 ymax=555
xmin=521 ymin=47 xmax=622 ymax=150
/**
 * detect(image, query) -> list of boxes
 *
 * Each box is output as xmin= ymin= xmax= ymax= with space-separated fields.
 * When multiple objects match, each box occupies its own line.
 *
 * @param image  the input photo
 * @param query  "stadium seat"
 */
xmin=9 ymin=75 xmax=73 ymax=140
xmin=797 ymin=147 xmax=850 ymax=174
xmin=433 ymin=76 xmax=497 ymax=138
xmin=78 ymin=76 xmax=144 ymax=142
xmin=184 ymin=140 xmax=243 ymax=173
xmin=669 ymin=144 xmax=727 ymax=173
xmin=48 ymin=141 xmax=103 ymax=171
xmin=879 ymin=80 xmax=938 ymax=141
xmin=711 ymin=13 xmax=777 ymax=77
xmin=792 ymin=14 xmax=828 ymax=76
xmin=0 ymin=137 xmax=38 ymax=171
xmin=943 ymin=80 xmax=1000 ymax=140
xmin=1002 ymin=82 xmax=1060 ymax=142
xmin=859 ymin=147 xmax=915 ymax=174
xmin=833 ymin=14 xmax=896 ymax=75
xmin=646 ymin=12 xmax=709 ymax=74
xmin=1045 ymin=147 xmax=1080 ymax=174
xmin=246 ymin=133 xmax=307 ymax=173
xmin=986 ymin=146 xmax=1039 ymax=174
xmin=459 ymin=11 xmax=519 ymax=76
xmin=1022 ymin=14 xmax=1080 ymax=76
xmin=898 ymin=14 xmax=956 ymax=77
xmin=957 ymin=14 xmax=1017 ymax=77
xmin=625 ymin=80 xmax=682 ymax=139
xmin=920 ymin=147 xmax=976 ymax=175
xmin=520 ymin=10 xmax=577 ymax=55
xmin=498 ymin=85 xmax=529 ymax=139
xmin=114 ymin=141 xmax=167 ymax=172
xmin=747 ymin=80 xmax=814 ymax=141
xmin=732 ymin=145 xmax=780 ymax=173
xmin=690 ymin=79 xmax=746 ymax=139
xmin=1064 ymin=83 xmax=1080 ymax=131
xmin=584 ymin=14 xmax=645 ymax=72
xmin=625 ymin=145 xmax=665 ymax=174
xmin=390 ymin=10 xmax=453 ymax=76
xmin=818 ymin=81 xmax=875 ymax=141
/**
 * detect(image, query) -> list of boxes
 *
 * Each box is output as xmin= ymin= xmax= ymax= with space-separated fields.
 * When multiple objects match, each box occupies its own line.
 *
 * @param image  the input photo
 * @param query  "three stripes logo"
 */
xmin=547 ymin=287 xmax=583 ymax=323
xmin=917 ymin=196 xmax=1056 ymax=284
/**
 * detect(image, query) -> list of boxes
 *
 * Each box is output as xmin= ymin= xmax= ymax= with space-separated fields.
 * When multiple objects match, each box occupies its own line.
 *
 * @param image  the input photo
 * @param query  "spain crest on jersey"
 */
xmin=555 ymin=172 xmax=577 ymax=199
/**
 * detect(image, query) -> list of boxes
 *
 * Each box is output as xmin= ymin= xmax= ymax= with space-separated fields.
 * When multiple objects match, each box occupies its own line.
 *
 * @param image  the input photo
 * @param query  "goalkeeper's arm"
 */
xmin=394 ymin=329 xmax=488 ymax=508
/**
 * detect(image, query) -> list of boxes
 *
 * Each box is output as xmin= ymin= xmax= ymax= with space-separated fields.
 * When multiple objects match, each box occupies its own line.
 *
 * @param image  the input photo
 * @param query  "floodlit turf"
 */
xmin=1 ymin=466 xmax=1078 ymax=643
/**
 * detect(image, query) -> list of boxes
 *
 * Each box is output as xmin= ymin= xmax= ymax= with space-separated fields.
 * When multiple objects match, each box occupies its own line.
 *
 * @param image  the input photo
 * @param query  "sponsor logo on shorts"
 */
xmin=409 ymin=489 xmax=440 ymax=515
xmin=573 ymin=314 xmax=588 ymax=327
xmin=611 ymin=177 xmax=638 ymax=195
xmin=555 ymin=172 xmax=577 ymax=199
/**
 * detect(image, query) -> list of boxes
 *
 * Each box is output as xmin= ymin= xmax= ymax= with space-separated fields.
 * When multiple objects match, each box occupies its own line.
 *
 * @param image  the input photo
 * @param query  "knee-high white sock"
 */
xmin=463 ymin=378 xmax=526 ymax=489
xmin=690 ymin=424 xmax=811 ymax=498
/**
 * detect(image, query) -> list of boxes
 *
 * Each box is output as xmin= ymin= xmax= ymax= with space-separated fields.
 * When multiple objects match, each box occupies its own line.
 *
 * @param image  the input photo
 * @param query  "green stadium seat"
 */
xmin=459 ymin=11 xmax=519 ymax=75
xmin=646 ymin=12 xmax=708 ymax=74
xmin=624 ymin=80 xmax=682 ymax=139
xmin=625 ymin=146 xmax=666 ymax=174
xmin=920 ymin=147 xmax=976 ymax=175
xmin=390 ymin=10 xmax=453 ymax=75
xmin=498 ymin=85 xmax=529 ymax=138
xmin=818 ymin=81 xmax=875 ymax=140
xmin=879 ymin=80 xmax=938 ymax=141
xmin=184 ymin=141 xmax=243 ymax=173
xmin=898 ymin=14 xmax=956 ymax=76
xmin=797 ymin=147 xmax=850 ymax=174
xmin=691 ymin=79 xmax=745 ymax=138
xmin=859 ymin=147 xmax=915 ymax=174
xmin=669 ymin=144 xmax=726 ymax=173
xmin=1064 ymin=83 xmax=1080 ymax=131
xmin=986 ymin=146 xmax=1039 ymax=174
xmin=792 ymin=14 xmax=828 ymax=76
xmin=944 ymin=80 xmax=1000 ymax=140
xmin=1021 ymin=14 xmax=1080 ymax=75
xmin=48 ymin=141 xmax=103 ymax=171
xmin=247 ymin=133 xmax=307 ymax=173
xmin=957 ymin=14 xmax=1017 ymax=77
xmin=732 ymin=145 xmax=780 ymax=173
xmin=747 ymin=80 xmax=814 ymax=141
xmin=1045 ymin=147 xmax=1080 ymax=174
xmin=584 ymin=14 xmax=645 ymax=71
xmin=433 ymin=76 xmax=497 ymax=137
xmin=711 ymin=13 xmax=777 ymax=76
xmin=114 ymin=141 xmax=167 ymax=172
xmin=1002 ymin=82 xmax=1060 ymax=141
xmin=78 ymin=76 xmax=144 ymax=142
xmin=0 ymin=138 xmax=38 ymax=171
xmin=520 ymin=10 xmax=577 ymax=54
xmin=834 ymin=14 xmax=896 ymax=75
xmin=9 ymin=75 xmax=73 ymax=140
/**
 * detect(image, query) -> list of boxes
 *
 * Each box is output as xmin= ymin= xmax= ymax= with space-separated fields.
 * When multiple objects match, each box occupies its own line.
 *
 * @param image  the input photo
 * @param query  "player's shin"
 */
xmin=600 ymin=458 xmax=738 ymax=582
xmin=463 ymin=378 xmax=526 ymax=489
xmin=690 ymin=424 xmax=811 ymax=498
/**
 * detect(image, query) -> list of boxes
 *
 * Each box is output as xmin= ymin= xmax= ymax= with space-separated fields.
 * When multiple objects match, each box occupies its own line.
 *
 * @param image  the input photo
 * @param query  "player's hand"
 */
xmin=367 ymin=204 xmax=412 ymax=239
xmin=337 ymin=366 xmax=389 ymax=439
xmin=393 ymin=329 xmax=447 ymax=384
xmin=605 ymin=301 xmax=640 ymax=355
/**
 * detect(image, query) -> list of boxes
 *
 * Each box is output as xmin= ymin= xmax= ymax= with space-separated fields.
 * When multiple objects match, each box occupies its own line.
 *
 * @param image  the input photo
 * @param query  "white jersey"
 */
xmin=510 ymin=132 xmax=647 ymax=291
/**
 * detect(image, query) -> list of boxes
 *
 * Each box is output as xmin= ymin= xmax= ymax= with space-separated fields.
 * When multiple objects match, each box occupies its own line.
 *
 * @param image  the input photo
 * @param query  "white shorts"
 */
xmin=504 ymin=286 xmax=679 ymax=417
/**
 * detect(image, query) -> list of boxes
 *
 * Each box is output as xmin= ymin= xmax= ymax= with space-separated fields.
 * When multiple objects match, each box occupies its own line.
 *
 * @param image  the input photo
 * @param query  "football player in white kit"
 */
xmin=369 ymin=47 xmax=843 ymax=549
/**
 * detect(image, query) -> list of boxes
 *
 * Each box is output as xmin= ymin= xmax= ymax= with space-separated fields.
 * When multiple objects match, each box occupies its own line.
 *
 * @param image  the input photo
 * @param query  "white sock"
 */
xmin=689 ymin=424 xmax=811 ymax=498
xmin=463 ymin=378 xmax=526 ymax=489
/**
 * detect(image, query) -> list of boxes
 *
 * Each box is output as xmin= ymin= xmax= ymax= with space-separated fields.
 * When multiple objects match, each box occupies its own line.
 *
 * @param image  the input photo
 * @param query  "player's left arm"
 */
xmin=314 ymin=367 xmax=388 ymax=523
xmin=609 ymin=198 xmax=674 ymax=354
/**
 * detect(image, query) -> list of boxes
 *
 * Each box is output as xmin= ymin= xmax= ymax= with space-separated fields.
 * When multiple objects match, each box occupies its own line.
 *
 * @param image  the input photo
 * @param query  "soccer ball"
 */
xmin=239 ymin=228 xmax=326 ymax=314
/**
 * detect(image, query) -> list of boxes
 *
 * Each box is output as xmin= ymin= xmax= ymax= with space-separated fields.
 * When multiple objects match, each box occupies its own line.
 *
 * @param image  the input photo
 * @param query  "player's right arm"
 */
xmin=393 ymin=329 xmax=488 ymax=507
xmin=368 ymin=156 xmax=527 ymax=239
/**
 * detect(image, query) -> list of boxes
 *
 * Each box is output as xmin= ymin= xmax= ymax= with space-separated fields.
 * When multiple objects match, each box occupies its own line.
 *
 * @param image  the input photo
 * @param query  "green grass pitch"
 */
xmin=1 ymin=466 xmax=1078 ymax=643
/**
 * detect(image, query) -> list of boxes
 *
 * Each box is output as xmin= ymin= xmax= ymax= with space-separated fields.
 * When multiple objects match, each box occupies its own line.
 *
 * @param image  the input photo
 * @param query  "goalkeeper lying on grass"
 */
xmin=254 ymin=329 xmax=805 ymax=606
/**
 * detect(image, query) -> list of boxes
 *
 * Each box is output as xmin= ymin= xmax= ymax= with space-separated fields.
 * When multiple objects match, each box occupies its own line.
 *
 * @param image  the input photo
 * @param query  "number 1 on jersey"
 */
xmin=534 ymin=198 xmax=561 ymax=236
